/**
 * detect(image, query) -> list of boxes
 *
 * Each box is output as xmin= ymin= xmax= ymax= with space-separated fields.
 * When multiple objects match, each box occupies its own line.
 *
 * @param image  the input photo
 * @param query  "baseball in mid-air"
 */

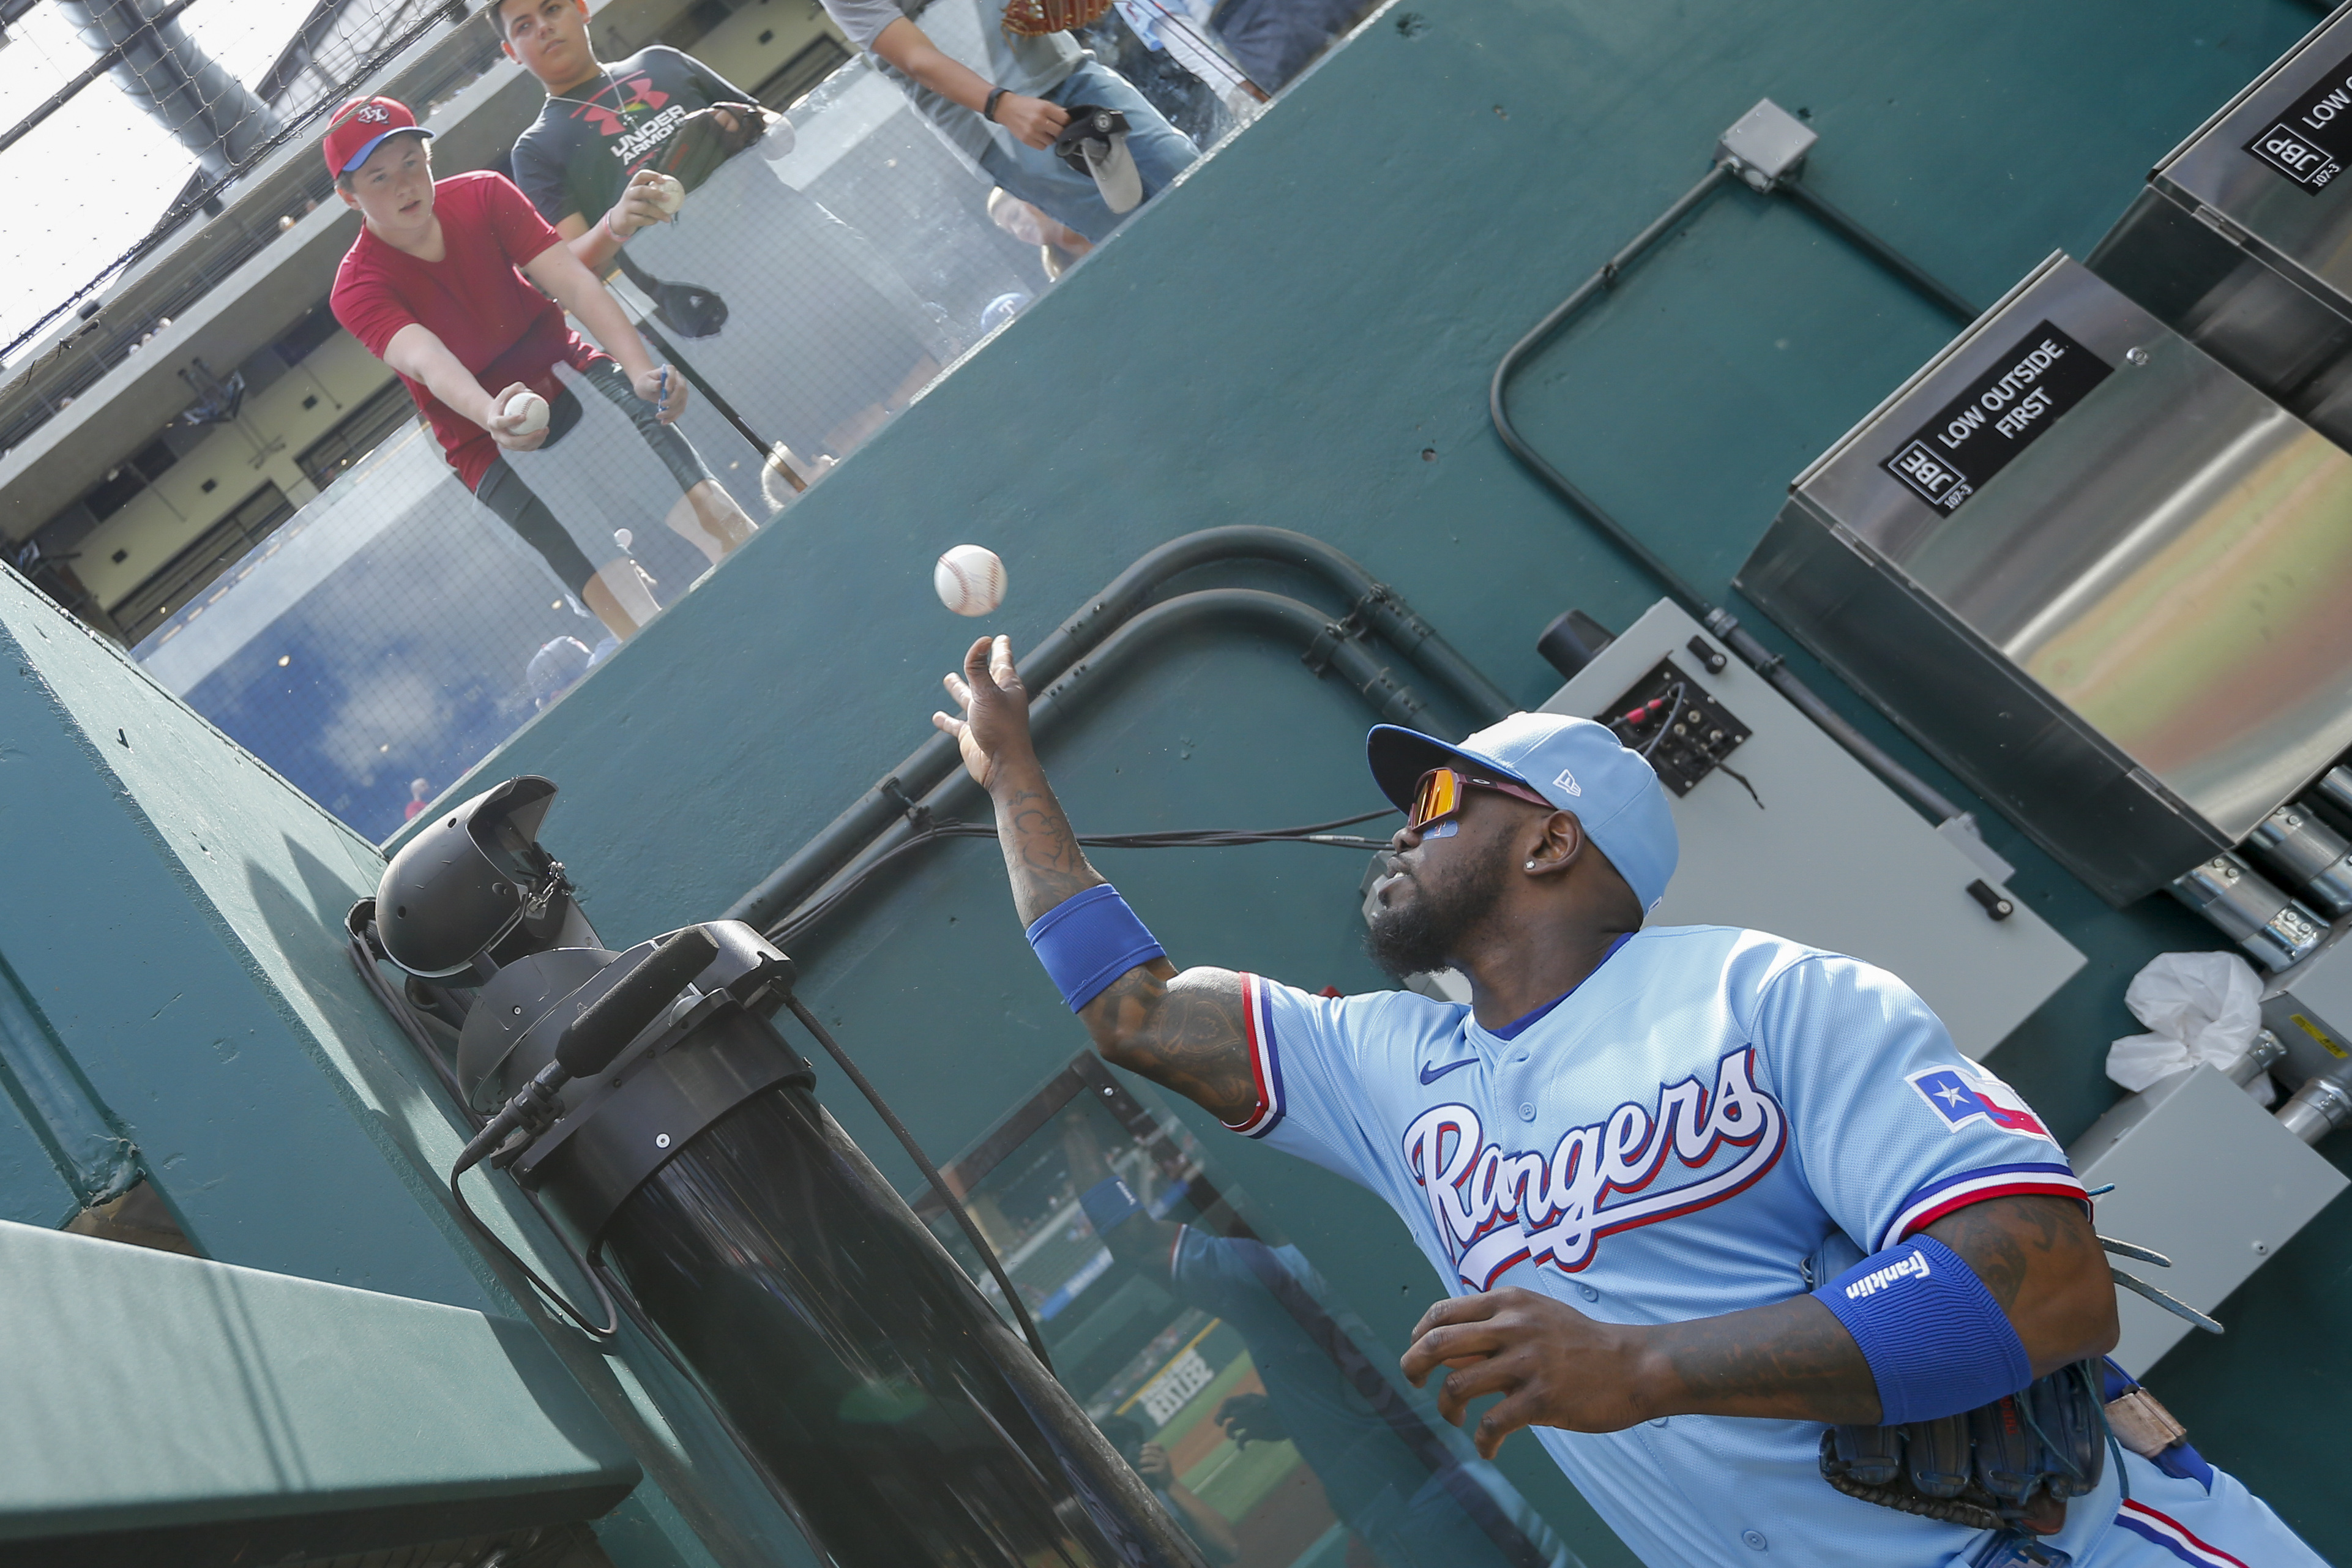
xmin=502 ymin=390 xmax=550 ymax=435
xmin=935 ymin=544 xmax=1006 ymax=616
xmin=648 ymin=174 xmax=685 ymax=215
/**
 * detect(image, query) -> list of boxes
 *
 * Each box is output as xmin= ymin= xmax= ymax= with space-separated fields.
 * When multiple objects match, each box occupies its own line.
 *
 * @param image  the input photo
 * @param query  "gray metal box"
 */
xmin=1535 ymin=600 xmax=2083 ymax=1060
xmin=2069 ymin=1064 xmax=2346 ymax=1372
xmin=2089 ymin=7 xmax=2352 ymax=447
xmin=1736 ymin=253 xmax=2352 ymax=905
xmin=2260 ymin=921 xmax=2352 ymax=1085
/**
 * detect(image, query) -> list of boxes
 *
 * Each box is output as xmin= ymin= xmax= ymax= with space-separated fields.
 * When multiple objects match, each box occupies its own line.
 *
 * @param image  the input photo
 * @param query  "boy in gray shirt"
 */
xmin=499 ymin=0 xmax=954 ymax=468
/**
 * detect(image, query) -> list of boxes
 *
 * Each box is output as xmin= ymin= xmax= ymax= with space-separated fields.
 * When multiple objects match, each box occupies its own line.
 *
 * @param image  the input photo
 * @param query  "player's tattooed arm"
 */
xmin=936 ymin=633 xmax=1108 ymax=919
xmin=935 ymin=635 xmax=1260 ymax=1124
xmin=1922 ymin=1192 xmax=2118 ymax=1376
xmin=1400 ymin=1194 xmax=2120 ymax=1454
xmin=1081 ymin=965 xmax=1260 ymax=1127
xmin=1402 ymin=1285 xmax=1882 ymax=1452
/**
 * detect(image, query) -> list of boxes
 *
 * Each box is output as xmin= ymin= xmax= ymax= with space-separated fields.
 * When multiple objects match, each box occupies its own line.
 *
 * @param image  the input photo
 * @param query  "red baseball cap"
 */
xmin=322 ymin=96 xmax=433 ymax=177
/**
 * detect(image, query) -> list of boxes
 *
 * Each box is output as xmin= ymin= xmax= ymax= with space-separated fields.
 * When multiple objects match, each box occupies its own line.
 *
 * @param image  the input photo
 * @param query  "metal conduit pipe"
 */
xmin=750 ymin=589 xmax=1451 ymax=944
xmin=725 ymin=529 xmax=1507 ymax=929
xmin=1489 ymin=160 xmax=1974 ymax=829
xmin=56 ymin=0 xmax=280 ymax=176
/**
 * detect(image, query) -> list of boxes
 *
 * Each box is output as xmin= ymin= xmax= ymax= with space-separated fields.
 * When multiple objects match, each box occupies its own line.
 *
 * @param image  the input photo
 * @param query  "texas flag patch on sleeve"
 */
xmin=1906 ymin=1061 xmax=2051 ymax=1139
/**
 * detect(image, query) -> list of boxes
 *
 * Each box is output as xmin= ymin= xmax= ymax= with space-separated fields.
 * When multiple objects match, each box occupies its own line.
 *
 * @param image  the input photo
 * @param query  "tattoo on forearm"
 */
xmin=1927 ymin=1195 xmax=2085 ymax=1310
xmin=991 ymin=771 xmax=1259 ymax=1124
xmin=995 ymin=780 xmax=1104 ymax=925
xmin=1083 ymin=967 xmax=1260 ymax=1127
xmin=1656 ymin=1296 xmax=1882 ymax=1424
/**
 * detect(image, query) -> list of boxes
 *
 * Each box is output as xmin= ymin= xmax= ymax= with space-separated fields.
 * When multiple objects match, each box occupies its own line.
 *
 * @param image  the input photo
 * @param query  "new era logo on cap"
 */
xmin=1365 ymin=712 xmax=1679 ymax=913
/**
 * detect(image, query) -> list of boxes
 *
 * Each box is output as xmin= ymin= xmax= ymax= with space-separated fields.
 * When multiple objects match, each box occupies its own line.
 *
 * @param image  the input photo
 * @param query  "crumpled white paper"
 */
xmin=2106 ymin=950 xmax=2275 ymax=1104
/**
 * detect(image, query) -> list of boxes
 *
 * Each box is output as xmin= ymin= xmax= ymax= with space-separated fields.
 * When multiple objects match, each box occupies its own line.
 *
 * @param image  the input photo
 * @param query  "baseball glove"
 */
xmin=1000 ymin=0 xmax=1113 ymax=37
xmin=646 ymin=103 xmax=767 ymax=192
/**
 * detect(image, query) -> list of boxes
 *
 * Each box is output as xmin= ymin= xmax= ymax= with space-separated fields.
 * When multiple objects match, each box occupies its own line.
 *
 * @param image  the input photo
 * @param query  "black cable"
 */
xmin=783 ymin=995 xmax=1058 ymax=1373
xmin=1488 ymin=164 xmax=1732 ymax=613
xmin=1635 ymin=682 xmax=1689 ymax=760
xmin=449 ymin=1149 xmax=621 ymax=1340
xmin=1487 ymin=161 xmax=1974 ymax=827
xmin=766 ymin=807 xmax=1397 ymax=950
xmin=354 ymin=924 xmax=622 ymax=1338
xmin=1779 ymin=177 xmax=1979 ymax=324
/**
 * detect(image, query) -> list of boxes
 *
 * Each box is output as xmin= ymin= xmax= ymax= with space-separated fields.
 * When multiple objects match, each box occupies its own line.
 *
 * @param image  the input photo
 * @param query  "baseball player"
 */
xmin=324 ymin=97 xmax=757 ymax=641
xmin=935 ymin=632 xmax=2324 ymax=1567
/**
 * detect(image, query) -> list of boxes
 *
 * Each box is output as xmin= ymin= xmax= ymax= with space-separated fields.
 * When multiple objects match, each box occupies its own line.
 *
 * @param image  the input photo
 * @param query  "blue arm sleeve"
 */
xmin=1813 ymin=1234 xmax=2031 ymax=1424
xmin=1025 ymin=884 xmax=1165 ymax=1012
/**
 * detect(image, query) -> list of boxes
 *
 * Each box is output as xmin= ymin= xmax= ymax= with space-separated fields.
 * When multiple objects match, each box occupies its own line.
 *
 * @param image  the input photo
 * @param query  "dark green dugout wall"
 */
xmin=418 ymin=0 xmax=2345 ymax=1556
xmin=3 ymin=0 xmax=2325 ymax=1562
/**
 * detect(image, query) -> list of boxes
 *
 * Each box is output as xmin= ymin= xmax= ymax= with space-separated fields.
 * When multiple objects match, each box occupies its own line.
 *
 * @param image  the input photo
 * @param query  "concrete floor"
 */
xmin=440 ymin=0 xmax=2345 ymax=1558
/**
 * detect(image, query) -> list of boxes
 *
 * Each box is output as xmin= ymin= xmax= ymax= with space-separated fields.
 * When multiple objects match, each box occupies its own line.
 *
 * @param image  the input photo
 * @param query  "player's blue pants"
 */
xmin=1979 ymin=1448 xmax=2325 ymax=1567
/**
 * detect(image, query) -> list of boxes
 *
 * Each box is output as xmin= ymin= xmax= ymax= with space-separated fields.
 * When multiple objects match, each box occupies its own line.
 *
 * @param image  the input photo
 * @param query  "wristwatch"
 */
xmin=984 ymin=86 xmax=1009 ymax=123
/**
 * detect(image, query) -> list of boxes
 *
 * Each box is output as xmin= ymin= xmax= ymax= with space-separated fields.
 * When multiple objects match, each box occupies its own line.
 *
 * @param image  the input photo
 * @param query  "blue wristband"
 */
xmin=1078 ymin=1176 xmax=1144 ymax=1236
xmin=1813 ymin=1234 xmax=2031 ymax=1425
xmin=1025 ymin=883 xmax=1165 ymax=1012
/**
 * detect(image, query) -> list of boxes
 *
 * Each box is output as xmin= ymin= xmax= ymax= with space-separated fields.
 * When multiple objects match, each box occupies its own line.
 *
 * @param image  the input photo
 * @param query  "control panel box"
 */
xmin=2070 ymin=1065 xmax=2347 ymax=1372
xmin=1536 ymin=600 xmax=2083 ymax=1060
xmin=2091 ymin=6 xmax=2352 ymax=448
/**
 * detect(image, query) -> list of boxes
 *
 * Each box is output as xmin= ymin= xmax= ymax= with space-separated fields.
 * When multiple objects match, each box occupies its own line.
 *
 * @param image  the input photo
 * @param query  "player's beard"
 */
xmin=1364 ymin=846 xmax=1509 ymax=979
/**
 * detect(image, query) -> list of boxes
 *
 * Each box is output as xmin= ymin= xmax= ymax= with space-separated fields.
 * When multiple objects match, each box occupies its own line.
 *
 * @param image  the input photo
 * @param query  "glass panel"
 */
xmin=130 ymin=376 xmax=759 ymax=838
xmin=919 ymin=1054 xmax=1579 ymax=1568
xmin=80 ymin=0 xmax=1389 ymax=844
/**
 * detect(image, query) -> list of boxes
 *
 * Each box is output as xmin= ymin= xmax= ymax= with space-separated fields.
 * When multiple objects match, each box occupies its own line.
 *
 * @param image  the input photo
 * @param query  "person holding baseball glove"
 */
xmin=819 ymin=0 xmax=1201 ymax=242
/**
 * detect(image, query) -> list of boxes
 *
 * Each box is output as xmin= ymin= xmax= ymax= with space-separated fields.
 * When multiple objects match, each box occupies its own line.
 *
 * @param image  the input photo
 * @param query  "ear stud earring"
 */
xmin=1525 ymin=861 xmax=1537 ymax=870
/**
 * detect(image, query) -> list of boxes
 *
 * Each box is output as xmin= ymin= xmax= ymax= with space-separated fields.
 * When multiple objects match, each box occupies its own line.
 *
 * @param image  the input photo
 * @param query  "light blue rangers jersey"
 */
xmin=1221 ymin=925 xmax=2093 ymax=1567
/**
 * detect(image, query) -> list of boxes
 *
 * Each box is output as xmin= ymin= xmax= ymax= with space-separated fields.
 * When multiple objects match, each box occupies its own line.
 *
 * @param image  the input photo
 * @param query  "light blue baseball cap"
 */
xmin=1367 ymin=712 xmax=1680 ymax=913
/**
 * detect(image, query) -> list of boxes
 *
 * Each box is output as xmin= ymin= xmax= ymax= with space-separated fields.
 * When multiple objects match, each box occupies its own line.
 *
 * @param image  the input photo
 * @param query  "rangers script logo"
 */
xmin=1403 ymin=1048 xmax=1787 ymax=1288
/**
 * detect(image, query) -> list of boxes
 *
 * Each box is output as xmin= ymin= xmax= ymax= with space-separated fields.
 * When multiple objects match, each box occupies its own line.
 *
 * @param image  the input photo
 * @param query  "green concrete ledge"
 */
xmin=0 ymin=1220 xmax=637 ymax=1565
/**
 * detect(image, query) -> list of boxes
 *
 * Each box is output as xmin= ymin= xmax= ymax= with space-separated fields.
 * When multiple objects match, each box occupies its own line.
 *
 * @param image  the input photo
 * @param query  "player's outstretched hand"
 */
xmin=485 ymin=382 xmax=550 ymax=452
xmin=933 ymin=634 xmax=1035 ymax=792
xmin=611 ymin=169 xmax=672 ymax=236
xmin=630 ymin=364 xmax=688 ymax=424
xmin=1401 ymin=1286 xmax=1652 ymax=1455
xmin=995 ymin=94 xmax=1071 ymax=151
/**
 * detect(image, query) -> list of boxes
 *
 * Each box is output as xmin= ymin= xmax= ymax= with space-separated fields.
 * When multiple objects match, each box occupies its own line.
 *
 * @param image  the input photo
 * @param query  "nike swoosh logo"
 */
xmin=1419 ymin=1058 xmax=1479 ymax=1085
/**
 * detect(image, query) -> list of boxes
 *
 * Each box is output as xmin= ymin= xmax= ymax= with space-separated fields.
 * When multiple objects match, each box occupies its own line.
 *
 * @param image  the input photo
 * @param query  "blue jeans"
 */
xmin=979 ymin=60 xmax=1200 ymax=242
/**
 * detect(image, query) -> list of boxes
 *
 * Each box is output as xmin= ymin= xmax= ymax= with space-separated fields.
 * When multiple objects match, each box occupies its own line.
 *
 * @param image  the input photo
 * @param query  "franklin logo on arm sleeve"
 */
xmin=1843 ymin=1248 xmax=1931 ymax=1299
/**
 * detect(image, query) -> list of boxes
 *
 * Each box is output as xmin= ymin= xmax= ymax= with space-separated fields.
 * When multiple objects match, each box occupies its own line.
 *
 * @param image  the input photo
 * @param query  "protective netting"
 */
xmin=54 ymin=0 xmax=1384 ymax=840
xmin=0 ymin=0 xmax=470 ymax=362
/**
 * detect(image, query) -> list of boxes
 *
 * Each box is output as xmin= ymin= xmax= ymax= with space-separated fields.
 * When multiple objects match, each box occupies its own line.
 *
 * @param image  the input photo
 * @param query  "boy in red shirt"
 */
xmin=325 ymin=95 xmax=756 ymax=640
